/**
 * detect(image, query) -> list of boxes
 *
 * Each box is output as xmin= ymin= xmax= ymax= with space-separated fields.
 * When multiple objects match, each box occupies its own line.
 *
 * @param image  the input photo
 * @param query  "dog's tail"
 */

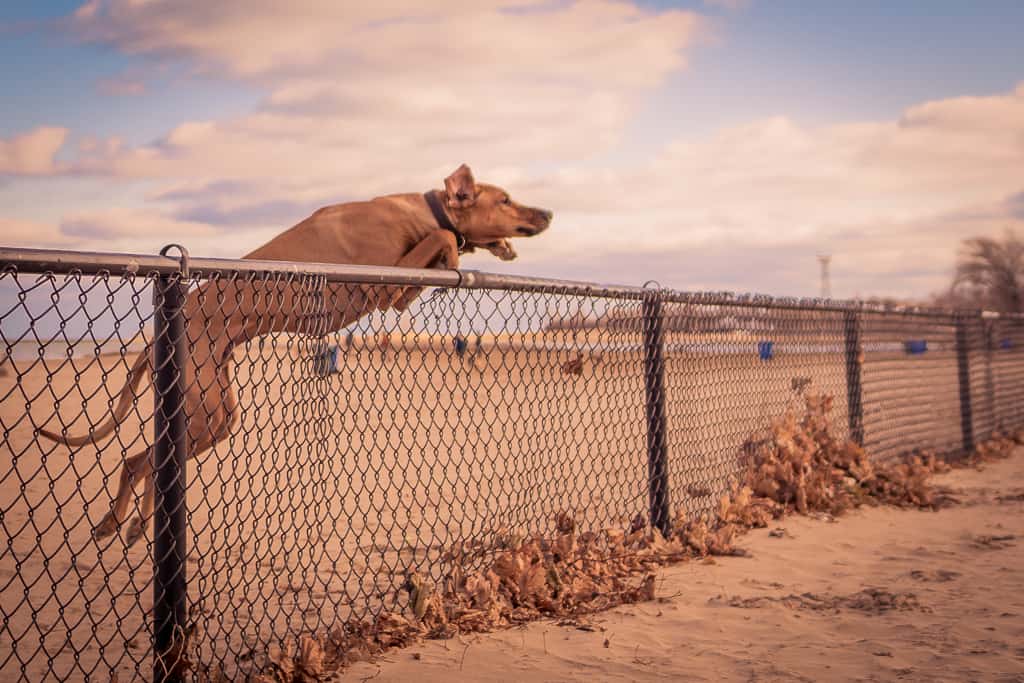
xmin=37 ymin=349 xmax=151 ymax=447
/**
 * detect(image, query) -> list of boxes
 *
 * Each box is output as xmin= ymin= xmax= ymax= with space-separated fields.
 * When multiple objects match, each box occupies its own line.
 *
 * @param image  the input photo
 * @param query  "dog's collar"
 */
xmin=424 ymin=190 xmax=467 ymax=253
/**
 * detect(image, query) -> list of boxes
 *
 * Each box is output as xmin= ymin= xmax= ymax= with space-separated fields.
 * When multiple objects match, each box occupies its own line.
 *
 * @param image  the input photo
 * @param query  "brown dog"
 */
xmin=39 ymin=164 xmax=552 ymax=545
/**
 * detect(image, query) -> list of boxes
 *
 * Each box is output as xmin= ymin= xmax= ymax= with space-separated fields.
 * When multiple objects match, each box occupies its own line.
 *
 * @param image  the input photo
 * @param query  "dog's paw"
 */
xmin=92 ymin=513 xmax=119 ymax=541
xmin=483 ymin=240 xmax=517 ymax=261
xmin=392 ymin=286 xmax=424 ymax=312
xmin=124 ymin=517 xmax=146 ymax=547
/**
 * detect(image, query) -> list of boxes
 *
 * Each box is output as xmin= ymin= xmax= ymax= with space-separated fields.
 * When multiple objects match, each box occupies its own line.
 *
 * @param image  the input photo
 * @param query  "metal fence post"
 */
xmin=954 ymin=314 xmax=975 ymax=455
xmin=843 ymin=311 xmax=864 ymax=446
xmin=153 ymin=245 xmax=190 ymax=683
xmin=642 ymin=289 xmax=671 ymax=537
xmin=980 ymin=315 xmax=997 ymax=441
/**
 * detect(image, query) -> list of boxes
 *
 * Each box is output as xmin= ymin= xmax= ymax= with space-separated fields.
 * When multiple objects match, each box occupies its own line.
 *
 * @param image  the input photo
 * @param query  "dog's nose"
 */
xmin=540 ymin=209 xmax=553 ymax=222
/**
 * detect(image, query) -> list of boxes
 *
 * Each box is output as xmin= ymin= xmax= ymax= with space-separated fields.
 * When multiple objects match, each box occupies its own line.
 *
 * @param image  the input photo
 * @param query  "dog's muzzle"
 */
xmin=517 ymin=208 xmax=553 ymax=236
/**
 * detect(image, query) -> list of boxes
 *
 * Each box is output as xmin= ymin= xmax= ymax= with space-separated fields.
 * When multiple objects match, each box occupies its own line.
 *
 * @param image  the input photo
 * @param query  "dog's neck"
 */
xmin=423 ymin=190 xmax=467 ymax=253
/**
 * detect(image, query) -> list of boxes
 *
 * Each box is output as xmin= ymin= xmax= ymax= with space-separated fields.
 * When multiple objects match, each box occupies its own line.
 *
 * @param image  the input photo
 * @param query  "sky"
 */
xmin=1 ymin=0 xmax=1023 ymax=300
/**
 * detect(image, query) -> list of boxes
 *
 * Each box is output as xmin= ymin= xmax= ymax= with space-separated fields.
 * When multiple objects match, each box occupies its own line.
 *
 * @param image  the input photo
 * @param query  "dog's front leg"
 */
xmin=378 ymin=230 xmax=460 ymax=312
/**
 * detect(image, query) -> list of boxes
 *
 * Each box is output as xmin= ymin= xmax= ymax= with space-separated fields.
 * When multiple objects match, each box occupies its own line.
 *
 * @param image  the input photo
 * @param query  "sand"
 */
xmin=1 ymin=329 xmax=860 ymax=680
xmin=339 ymin=453 xmax=1024 ymax=683
xmin=0 ymin=321 xmax=1017 ymax=681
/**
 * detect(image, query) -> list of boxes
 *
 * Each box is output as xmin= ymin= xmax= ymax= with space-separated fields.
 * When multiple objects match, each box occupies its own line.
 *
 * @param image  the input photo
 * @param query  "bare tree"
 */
xmin=952 ymin=230 xmax=1024 ymax=312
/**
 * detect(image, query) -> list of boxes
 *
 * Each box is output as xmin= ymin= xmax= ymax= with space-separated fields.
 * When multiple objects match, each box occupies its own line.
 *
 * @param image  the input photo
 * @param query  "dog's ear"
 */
xmin=443 ymin=164 xmax=477 ymax=209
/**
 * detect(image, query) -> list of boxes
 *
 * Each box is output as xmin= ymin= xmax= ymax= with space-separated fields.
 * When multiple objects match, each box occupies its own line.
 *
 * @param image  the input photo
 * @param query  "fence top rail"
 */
xmin=2 ymin=245 xmax=1021 ymax=320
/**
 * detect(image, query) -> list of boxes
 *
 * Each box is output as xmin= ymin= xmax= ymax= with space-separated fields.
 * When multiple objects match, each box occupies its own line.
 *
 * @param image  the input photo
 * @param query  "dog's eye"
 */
xmin=501 ymin=196 xmax=511 ymax=205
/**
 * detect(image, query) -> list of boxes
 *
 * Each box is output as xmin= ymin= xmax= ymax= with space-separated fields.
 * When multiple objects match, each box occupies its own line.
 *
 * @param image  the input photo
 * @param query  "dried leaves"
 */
xmin=257 ymin=636 xmax=324 ymax=683
xmin=739 ymin=394 xmax=980 ymax=516
xmin=561 ymin=355 xmax=586 ymax=376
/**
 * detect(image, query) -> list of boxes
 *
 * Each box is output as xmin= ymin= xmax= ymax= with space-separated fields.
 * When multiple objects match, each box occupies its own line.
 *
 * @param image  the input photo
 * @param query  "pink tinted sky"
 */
xmin=1 ymin=1 xmax=1022 ymax=299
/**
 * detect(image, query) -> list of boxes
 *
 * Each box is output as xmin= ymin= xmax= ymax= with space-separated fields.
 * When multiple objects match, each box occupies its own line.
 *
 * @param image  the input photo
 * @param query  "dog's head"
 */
xmin=442 ymin=164 xmax=552 ymax=260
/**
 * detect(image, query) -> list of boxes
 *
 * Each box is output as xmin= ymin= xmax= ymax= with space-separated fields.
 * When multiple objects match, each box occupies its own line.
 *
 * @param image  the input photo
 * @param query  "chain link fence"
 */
xmin=2 ymin=246 xmax=1022 ymax=681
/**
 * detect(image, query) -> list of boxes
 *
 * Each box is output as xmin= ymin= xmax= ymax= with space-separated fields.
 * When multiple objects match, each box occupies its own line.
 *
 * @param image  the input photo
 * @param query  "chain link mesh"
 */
xmin=2 ymin=257 xmax=1023 ymax=681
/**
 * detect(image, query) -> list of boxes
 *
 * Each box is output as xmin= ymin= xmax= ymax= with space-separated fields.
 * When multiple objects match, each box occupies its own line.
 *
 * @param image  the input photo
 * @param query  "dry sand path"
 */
xmin=341 ymin=452 xmax=1024 ymax=682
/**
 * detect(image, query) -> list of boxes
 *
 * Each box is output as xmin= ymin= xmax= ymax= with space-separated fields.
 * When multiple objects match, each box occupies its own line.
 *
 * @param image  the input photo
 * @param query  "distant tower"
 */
xmin=817 ymin=254 xmax=832 ymax=299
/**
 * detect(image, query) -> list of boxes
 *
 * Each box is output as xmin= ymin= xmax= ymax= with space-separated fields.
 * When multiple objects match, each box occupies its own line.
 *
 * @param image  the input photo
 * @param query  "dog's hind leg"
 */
xmin=123 ymin=368 xmax=240 ymax=547
xmin=93 ymin=448 xmax=152 ymax=541
xmin=124 ymin=472 xmax=154 ymax=547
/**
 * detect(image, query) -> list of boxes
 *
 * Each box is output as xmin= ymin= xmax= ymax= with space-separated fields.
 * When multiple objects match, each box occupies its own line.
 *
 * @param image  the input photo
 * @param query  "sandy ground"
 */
xmin=1 ymin=335 xmax=857 ymax=680
xmin=0 ymin=326 xmax=1015 ymax=681
xmin=340 ymin=453 xmax=1024 ymax=683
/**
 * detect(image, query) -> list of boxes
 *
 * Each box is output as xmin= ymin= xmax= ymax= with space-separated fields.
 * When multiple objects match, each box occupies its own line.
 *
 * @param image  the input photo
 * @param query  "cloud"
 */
xmin=69 ymin=1 xmax=697 ymax=82
xmin=60 ymin=207 xmax=218 ymax=241
xmin=1003 ymin=191 xmax=1024 ymax=221
xmin=493 ymin=190 xmax=1024 ymax=299
xmin=61 ymin=0 xmax=702 ymax=195
xmin=30 ymin=77 xmax=1024 ymax=299
xmin=172 ymin=197 xmax=326 ymax=228
xmin=6 ymin=1 xmax=1021 ymax=301
xmin=0 ymin=127 xmax=68 ymax=175
xmin=146 ymin=179 xmax=343 ymax=232
xmin=0 ymin=218 xmax=73 ymax=247
xmin=441 ymin=83 xmax=1024 ymax=297
xmin=703 ymin=0 xmax=750 ymax=10
xmin=97 ymin=74 xmax=146 ymax=96
xmin=513 ymin=84 xmax=1024 ymax=253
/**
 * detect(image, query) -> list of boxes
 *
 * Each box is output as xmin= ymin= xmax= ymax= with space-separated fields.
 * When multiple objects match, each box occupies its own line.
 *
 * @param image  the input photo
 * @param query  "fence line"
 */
xmin=1 ymin=245 xmax=1023 ymax=681
xmin=0 ymin=246 xmax=989 ymax=315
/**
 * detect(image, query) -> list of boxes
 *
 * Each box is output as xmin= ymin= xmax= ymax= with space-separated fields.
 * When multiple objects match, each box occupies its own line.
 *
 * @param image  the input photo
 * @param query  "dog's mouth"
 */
xmin=516 ymin=225 xmax=545 ymax=236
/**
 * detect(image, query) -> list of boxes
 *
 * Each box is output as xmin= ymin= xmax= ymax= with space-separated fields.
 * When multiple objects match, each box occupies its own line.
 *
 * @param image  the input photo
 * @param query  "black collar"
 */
xmin=424 ymin=190 xmax=467 ymax=253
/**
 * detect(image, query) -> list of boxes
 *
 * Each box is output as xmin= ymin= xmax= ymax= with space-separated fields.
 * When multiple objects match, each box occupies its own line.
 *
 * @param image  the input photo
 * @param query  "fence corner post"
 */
xmin=642 ymin=289 xmax=671 ymax=538
xmin=843 ymin=310 xmax=864 ymax=447
xmin=153 ymin=245 xmax=190 ymax=683
xmin=954 ymin=313 xmax=975 ymax=455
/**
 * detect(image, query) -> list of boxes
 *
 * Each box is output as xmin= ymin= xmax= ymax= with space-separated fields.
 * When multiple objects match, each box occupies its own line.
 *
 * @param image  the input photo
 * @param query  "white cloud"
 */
xmin=0 ymin=127 xmax=68 ymax=175
xmin=62 ymin=0 xmax=701 ymax=196
xmin=3 ymin=1 xmax=1021 ymax=300
xmin=0 ymin=218 xmax=72 ymax=247
xmin=70 ymin=1 xmax=696 ymax=83
xmin=512 ymin=83 xmax=1024 ymax=256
